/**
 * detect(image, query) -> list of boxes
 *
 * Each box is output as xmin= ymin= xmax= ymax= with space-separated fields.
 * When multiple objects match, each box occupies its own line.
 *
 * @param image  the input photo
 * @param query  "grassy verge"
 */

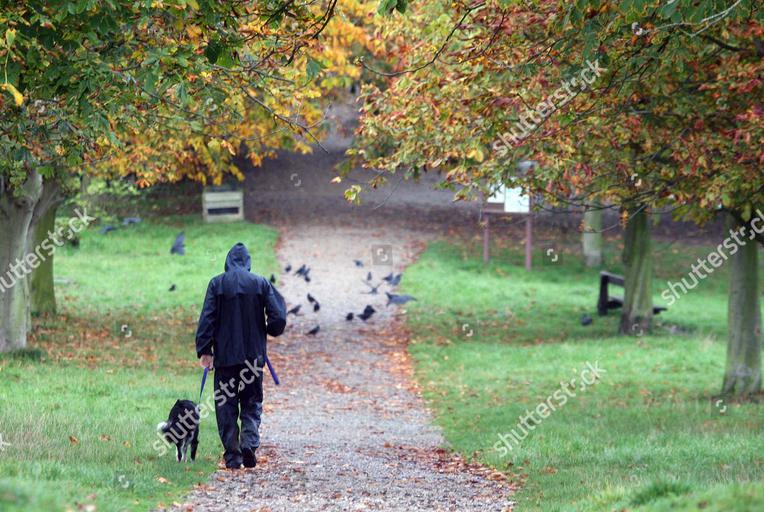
xmin=402 ymin=240 xmax=764 ymax=511
xmin=0 ymin=217 xmax=279 ymax=511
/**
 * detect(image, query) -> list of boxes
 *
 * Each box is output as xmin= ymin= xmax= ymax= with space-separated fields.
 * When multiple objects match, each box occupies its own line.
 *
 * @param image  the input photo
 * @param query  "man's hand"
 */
xmin=200 ymin=354 xmax=214 ymax=370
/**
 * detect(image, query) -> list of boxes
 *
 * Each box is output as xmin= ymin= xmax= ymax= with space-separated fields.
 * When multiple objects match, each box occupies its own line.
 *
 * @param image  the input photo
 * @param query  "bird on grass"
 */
xmin=122 ymin=217 xmax=142 ymax=226
xmin=168 ymin=284 xmax=176 ymax=292
xmin=345 ymin=312 xmax=354 ymax=321
xmin=270 ymin=274 xmax=277 ymax=284
xmin=170 ymin=232 xmax=185 ymax=255
xmin=580 ymin=314 xmax=593 ymax=326
xmin=358 ymin=305 xmax=376 ymax=321
xmin=307 ymin=293 xmax=316 ymax=303
xmin=354 ymin=259 xmax=364 ymax=267
xmin=386 ymin=292 xmax=416 ymax=306
xmin=306 ymin=325 xmax=320 ymax=336
xmin=287 ymin=305 xmax=302 ymax=316
xmin=99 ymin=225 xmax=117 ymax=235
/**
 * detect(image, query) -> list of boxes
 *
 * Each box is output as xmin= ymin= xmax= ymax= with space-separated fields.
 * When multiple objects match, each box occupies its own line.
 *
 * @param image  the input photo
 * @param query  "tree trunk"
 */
xmin=30 ymin=205 xmax=58 ymax=315
xmin=582 ymin=207 xmax=603 ymax=267
xmin=722 ymin=215 xmax=762 ymax=396
xmin=0 ymin=170 xmax=43 ymax=352
xmin=619 ymin=207 xmax=654 ymax=335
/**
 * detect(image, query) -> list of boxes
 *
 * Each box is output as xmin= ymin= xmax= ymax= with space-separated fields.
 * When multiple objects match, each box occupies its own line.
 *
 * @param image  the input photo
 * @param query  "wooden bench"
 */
xmin=597 ymin=271 xmax=667 ymax=316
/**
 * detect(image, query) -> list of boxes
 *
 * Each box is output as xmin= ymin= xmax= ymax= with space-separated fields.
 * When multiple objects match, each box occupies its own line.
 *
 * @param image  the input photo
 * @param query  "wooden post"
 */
xmin=483 ymin=214 xmax=490 ymax=263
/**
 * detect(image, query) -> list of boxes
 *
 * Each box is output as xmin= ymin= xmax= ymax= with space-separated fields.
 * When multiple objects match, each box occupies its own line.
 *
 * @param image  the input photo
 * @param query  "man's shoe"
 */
xmin=242 ymin=448 xmax=257 ymax=468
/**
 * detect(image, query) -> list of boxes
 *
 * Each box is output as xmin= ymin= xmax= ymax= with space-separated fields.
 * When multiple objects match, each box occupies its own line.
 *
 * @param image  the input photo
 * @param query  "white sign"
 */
xmin=487 ymin=186 xmax=530 ymax=214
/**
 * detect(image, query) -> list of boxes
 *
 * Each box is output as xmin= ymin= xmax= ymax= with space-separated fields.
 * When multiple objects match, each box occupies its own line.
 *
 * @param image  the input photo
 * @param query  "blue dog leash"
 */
xmin=199 ymin=366 xmax=209 ymax=403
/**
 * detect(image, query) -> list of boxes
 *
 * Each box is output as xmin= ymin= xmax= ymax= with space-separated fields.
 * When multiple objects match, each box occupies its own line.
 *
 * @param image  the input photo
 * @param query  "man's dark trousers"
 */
xmin=214 ymin=360 xmax=263 ymax=468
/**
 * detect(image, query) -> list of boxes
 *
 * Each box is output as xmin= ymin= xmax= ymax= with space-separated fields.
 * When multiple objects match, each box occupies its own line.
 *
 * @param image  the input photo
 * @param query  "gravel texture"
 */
xmin=171 ymin=165 xmax=515 ymax=510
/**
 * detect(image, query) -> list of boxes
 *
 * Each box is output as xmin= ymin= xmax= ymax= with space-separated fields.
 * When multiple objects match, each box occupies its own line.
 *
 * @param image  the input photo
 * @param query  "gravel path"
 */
xmin=175 ymin=216 xmax=514 ymax=511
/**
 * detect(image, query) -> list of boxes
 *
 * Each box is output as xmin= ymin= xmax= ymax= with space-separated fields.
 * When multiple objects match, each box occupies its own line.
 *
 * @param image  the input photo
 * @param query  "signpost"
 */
xmin=483 ymin=161 xmax=536 ymax=270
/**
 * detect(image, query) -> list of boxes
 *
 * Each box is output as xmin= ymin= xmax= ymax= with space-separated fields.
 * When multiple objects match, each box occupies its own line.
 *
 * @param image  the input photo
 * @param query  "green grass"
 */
xmin=402 ymin=239 xmax=764 ymax=511
xmin=0 ymin=216 xmax=280 ymax=511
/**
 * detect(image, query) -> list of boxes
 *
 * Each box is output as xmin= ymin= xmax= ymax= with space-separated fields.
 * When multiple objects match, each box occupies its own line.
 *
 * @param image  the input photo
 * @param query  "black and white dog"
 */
xmin=157 ymin=399 xmax=200 ymax=462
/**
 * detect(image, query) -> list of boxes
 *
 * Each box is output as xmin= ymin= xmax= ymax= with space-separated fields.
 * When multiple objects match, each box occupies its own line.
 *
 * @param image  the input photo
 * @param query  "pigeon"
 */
xmin=366 ymin=271 xmax=372 ymax=281
xmin=122 ymin=217 xmax=142 ymax=226
xmin=362 ymin=281 xmax=382 ymax=295
xmin=580 ymin=314 xmax=593 ymax=326
xmin=170 ymin=232 xmax=185 ymax=255
xmin=168 ymin=284 xmax=176 ymax=292
xmin=386 ymin=292 xmax=416 ymax=306
xmin=99 ymin=225 xmax=117 ymax=235
xmin=270 ymin=274 xmax=277 ymax=284
xmin=382 ymin=272 xmax=394 ymax=282
xmin=287 ymin=305 xmax=302 ymax=316
xmin=389 ymin=273 xmax=403 ymax=286
xmin=354 ymin=259 xmax=364 ymax=267
xmin=295 ymin=264 xmax=307 ymax=276
xmin=345 ymin=312 xmax=354 ymax=321
xmin=358 ymin=305 xmax=376 ymax=321
xmin=284 ymin=264 xmax=292 ymax=273
xmin=313 ymin=302 xmax=320 ymax=312
xmin=306 ymin=325 xmax=320 ymax=336
xmin=307 ymin=293 xmax=316 ymax=303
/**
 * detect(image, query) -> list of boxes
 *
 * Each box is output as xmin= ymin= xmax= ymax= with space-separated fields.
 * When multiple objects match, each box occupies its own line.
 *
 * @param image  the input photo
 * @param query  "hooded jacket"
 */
xmin=195 ymin=243 xmax=287 ymax=367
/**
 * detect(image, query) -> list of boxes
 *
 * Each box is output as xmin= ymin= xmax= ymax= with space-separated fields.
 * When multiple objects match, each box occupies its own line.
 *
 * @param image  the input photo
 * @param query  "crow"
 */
xmin=122 ymin=217 xmax=142 ymax=226
xmin=304 ymin=275 xmax=311 ymax=283
xmin=294 ymin=264 xmax=307 ymax=276
xmin=345 ymin=312 xmax=354 ymax=321
xmin=361 ymin=281 xmax=382 ymax=295
xmin=287 ymin=305 xmax=302 ymax=316
xmin=170 ymin=232 xmax=185 ymax=255
xmin=99 ymin=225 xmax=117 ymax=235
xmin=313 ymin=302 xmax=320 ymax=312
xmin=303 ymin=268 xmax=311 ymax=282
xmin=168 ymin=284 xmax=176 ymax=292
xmin=354 ymin=259 xmax=364 ymax=267
xmin=284 ymin=264 xmax=292 ymax=273
xmin=270 ymin=274 xmax=277 ymax=284
xmin=307 ymin=293 xmax=316 ymax=303
xmin=366 ymin=271 xmax=372 ymax=281
xmin=389 ymin=273 xmax=403 ymax=286
xmin=382 ymin=272 xmax=394 ymax=283
xmin=306 ymin=325 xmax=320 ymax=336
xmin=580 ymin=314 xmax=593 ymax=326
xmin=358 ymin=306 xmax=376 ymax=322
xmin=386 ymin=292 xmax=416 ymax=306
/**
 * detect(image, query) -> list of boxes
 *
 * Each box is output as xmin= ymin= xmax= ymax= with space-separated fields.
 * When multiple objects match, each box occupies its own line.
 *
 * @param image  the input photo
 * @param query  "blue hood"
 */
xmin=225 ymin=243 xmax=251 ymax=272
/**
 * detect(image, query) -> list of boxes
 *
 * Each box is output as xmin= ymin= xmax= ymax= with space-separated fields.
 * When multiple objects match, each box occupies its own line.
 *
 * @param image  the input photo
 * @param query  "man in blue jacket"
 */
xmin=196 ymin=242 xmax=287 ymax=469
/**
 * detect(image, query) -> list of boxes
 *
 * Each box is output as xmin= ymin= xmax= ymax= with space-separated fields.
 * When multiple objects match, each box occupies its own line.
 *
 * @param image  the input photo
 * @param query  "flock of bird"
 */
xmin=102 ymin=224 xmax=417 ymax=337
xmin=275 ymin=257 xmax=416 ymax=337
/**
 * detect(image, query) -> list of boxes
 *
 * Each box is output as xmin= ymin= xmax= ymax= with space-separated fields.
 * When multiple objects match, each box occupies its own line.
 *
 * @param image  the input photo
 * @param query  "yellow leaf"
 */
xmin=330 ymin=176 xmax=342 ymax=183
xmin=1 ymin=83 xmax=24 ymax=106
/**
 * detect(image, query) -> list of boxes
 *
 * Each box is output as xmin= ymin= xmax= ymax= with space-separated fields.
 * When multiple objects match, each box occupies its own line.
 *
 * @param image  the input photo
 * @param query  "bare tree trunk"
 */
xmin=30 ymin=205 xmax=58 ymax=315
xmin=582 ymin=207 xmax=603 ymax=267
xmin=619 ymin=207 xmax=654 ymax=335
xmin=722 ymin=215 xmax=762 ymax=396
xmin=0 ymin=170 xmax=43 ymax=352
xmin=27 ymin=180 xmax=64 ymax=316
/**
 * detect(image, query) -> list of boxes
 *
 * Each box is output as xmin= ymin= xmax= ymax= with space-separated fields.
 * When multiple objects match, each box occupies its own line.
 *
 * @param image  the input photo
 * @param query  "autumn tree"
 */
xmin=353 ymin=0 xmax=763 ymax=394
xmin=0 ymin=0 xmax=372 ymax=351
